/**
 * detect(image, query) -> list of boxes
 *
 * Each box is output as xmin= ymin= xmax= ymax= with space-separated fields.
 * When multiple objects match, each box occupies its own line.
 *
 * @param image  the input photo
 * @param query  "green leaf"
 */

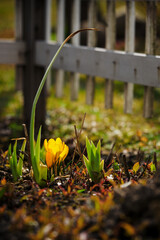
xmin=91 ymin=141 xmax=96 ymax=158
xmin=83 ymin=155 xmax=93 ymax=180
xmin=9 ymin=156 xmax=13 ymax=171
xmin=91 ymin=141 xmax=101 ymax=172
xmin=84 ymin=138 xmax=103 ymax=183
xmin=31 ymin=126 xmax=42 ymax=184
xmin=8 ymin=144 xmax=13 ymax=173
xmin=150 ymin=163 xmax=156 ymax=172
xmin=96 ymin=140 xmax=101 ymax=167
xmin=86 ymin=137 xmax=97 ymax=171
xmin=39 ymin=163 xmax=47 ymax=185
xmin=33 ymin=156 xmax=40 ymax=183
xmin=8 ymin=144 xmax=12 ymax=157
xmin=90 ymin=147 xmax=97 ymax=171
xmin=86 ymin=137 xmax=91 ymax=161
xmin=35 ymin=126 xmax=42 ymax=170
xmin=17 ymin=139 xmax=26 ymax=176
xmin=83 ymin=155 xmax=89 ymax=168
xmin=12 ymin=141 xmax=18 ymax=181
xmin=77 ymin=189 xmax=85 ymax=193
xmin=100 ymin=159 xmax=104 ymax=171
xmin=20 ymin=139 xmax=26 ymax=160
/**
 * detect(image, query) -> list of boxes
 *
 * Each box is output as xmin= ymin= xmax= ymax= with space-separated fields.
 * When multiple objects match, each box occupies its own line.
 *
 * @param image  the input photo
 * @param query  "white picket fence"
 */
xmin=0 ymin=0 xmax=160 ymax=127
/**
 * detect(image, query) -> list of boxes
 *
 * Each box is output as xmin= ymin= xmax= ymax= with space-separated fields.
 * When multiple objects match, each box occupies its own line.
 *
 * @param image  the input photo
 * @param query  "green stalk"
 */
xmin=29 ymin=28 xmax=97 ymax=181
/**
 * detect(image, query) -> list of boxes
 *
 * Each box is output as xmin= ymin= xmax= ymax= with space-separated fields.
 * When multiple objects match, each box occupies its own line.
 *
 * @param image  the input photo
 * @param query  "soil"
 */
xmin=0 ymin=138 xmax=160 ymax=240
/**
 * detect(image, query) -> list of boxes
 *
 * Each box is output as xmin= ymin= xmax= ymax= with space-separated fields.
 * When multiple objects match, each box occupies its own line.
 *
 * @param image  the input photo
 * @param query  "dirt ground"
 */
xmin=0 ymin=134 xmax=160 ymax=240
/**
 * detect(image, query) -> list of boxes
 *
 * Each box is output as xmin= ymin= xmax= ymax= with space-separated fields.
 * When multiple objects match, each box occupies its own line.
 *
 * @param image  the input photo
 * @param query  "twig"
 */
xmin=74 ymin=125 xmax=83 ymax=159
xmin=122 ymin=155 xmax=130 ymax=181
xmin=105 ymin=141 xmax=115 ymax=169
xmin=137 ymin=150 xmax=144 ymax=164
xmin=70 ymin=113 xmax=86 ymax=177
xmin=138 ymin=155 xmax=151 ymax=180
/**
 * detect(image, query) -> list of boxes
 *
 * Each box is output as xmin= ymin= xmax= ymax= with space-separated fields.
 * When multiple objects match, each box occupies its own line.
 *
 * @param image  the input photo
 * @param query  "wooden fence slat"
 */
xmin=45 ymin=0 xmax=52 ymax=92
xmin=124 ymin=0 xmax=135 ymax=114
xmin=71 ymin=0 xmax=80 ymax=46
xmin=105 ymin=0 xmax=116 ymax=109
xmin=55 ymin=0 xmax=65 ymax=98
xmin=22 ymin=0 xmax=47 ymax=132
xmin=143 ymin=1 xmax=157 ymax=118
xmin=86 ymin=0 xmax=97 ymax=105
xmin=70 ymin=0 xmax=81 ymax=101
xmin=45 ymin=0 xmax=51 ymax=42
xmin=15 ymin=0 xmax=23 ymax=90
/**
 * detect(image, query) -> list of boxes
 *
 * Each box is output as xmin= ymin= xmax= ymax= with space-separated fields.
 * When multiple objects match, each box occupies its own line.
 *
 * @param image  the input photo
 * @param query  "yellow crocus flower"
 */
xmin=44 ymin=138 xmax=69 ymax=168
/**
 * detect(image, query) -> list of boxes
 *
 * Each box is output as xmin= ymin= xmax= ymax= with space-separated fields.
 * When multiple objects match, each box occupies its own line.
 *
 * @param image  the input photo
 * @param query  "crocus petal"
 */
xmin=53 ymin=144 xmax=61 ymax=163
xmin=56 ymin=137 xmax=62 ymax=145
xmin=59 ymin=145 xmax=69 ymax=162
xmin=56 ymin=138 xmax=64 ymax=152
xmin=44 ymin=138 xmax=69 ymax=168
xmin=46 ymin=151 xmax=53 ymax=168
xmin=48 ymin=138 xmax=56 ymax=148
xmin=44 ymin=139 xmax=48 ymax=151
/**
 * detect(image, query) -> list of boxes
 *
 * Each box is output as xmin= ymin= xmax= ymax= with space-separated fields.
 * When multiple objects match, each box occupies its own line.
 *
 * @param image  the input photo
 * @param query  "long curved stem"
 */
xmin=29 ymin=28 xmax=97 ymax=176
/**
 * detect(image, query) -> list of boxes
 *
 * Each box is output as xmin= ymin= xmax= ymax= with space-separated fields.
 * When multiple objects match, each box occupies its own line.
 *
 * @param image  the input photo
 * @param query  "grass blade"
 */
xmin=17 ymin=139 xmax=26 ymax=176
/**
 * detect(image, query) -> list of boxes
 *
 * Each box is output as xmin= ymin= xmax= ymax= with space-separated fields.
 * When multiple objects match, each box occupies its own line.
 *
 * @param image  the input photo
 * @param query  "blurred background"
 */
xmin=0 ymin=0 xmax=160 ymax=155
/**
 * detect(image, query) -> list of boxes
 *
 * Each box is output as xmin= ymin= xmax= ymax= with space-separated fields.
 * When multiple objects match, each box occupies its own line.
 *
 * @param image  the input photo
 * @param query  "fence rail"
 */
xmin=0 ymin=0 xmax=160 ymax=130
xmin=1 ymin=39 xmax=160 ymax=87
xmin=0 ymin=40 xmax=25 ymax=64
xmin=35 ymin=41 xmax=160 ymax=88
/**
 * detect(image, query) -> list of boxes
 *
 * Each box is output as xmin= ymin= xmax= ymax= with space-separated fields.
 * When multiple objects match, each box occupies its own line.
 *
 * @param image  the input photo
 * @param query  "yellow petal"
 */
xmin=44 ymin=139 xmax=48 ymax=151
xmin=48 ymin=138 xmax=56 ymax=149
xmin=59 ymin=145 xmax=69 ymax=162
xmin=56 ymin=138 xmax=64 ymax=151
xmin=56 ymin=138 xmax=62 ymax=144
xmin=54 ymin=145 xmax=61 ymax=162
xmin=46 ymin=151 xmax=53 ymax=168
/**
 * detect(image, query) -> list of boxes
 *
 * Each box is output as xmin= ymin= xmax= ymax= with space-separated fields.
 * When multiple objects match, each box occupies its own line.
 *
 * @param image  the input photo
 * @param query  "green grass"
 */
xmin=45 ymin=73 xmax=160 ymax=157
xmin=0 ymin=65 xmax=23 ymax=119
xmin=0 ymin=0 xmax=14 ymax=38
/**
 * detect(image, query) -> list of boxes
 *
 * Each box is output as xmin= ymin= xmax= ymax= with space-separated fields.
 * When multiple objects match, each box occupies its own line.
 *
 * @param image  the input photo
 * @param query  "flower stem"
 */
xmin=29 ymin=28 xmax=97 ymax=181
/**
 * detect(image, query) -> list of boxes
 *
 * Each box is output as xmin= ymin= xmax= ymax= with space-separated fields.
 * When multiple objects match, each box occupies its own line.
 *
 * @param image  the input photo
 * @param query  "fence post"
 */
xmin=143 ymin=1 xmax=157 ymax=118
xmin=124 ymin=0 xmax=135 ymax=114
xmin=70 ymin=0 xmax=81 ymax=101
xmin=15 ymin=0 xmax=23 ymax=90
xmin=105 ymin=0 xmax=116 ymax=109
xmin=55 ymin=0 xmax=65 ymax=98
xmin=22 ymin=0 xmax=48 ymax=133
xmin=86 ymin=0 xmax=97 ymax=105
xmin=45 ymin=0 xmax=52 ymax=92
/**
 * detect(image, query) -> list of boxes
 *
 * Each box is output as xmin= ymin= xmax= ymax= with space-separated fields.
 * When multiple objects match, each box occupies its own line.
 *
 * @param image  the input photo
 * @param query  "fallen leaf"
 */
xmin=133 ymin=162 xmax=140 ymax=174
